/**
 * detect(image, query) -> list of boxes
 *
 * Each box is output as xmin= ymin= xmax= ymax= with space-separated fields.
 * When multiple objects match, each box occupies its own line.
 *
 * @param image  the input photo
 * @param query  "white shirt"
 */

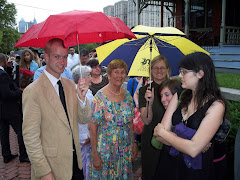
xmin=43 ymin=70 xmax=86 ymax=106
xmin=77 ymin=88 xmax=93 ymax=143
xmin=67 ymin=53 xmax=79 ymax=70
xmin=0 ymin=66 xmax=4 ymax=71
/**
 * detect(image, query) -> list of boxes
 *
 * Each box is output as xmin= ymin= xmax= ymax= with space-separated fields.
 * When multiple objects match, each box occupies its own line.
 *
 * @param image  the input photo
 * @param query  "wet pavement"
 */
xmin=0 ymin=127 xmax=142 ymax=180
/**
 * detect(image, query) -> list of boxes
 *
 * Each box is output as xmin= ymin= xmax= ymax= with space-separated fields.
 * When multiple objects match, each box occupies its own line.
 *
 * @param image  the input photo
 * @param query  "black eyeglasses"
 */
xmin=179 ymin=69 xmax=194 ymax=76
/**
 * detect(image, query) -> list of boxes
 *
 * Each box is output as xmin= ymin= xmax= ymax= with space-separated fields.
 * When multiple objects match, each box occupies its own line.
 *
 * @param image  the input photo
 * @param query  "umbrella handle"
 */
xmin=147 ymin=100 xmax=149 ymax=119
xmin=77 ymin=33 xmax=82 ymax=78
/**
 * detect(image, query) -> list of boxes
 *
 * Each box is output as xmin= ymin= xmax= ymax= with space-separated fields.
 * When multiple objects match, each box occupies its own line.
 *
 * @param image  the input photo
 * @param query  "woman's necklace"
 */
xmin=92 ymin=75 xmax=102 ymax=84
xmin=107 ymin=86 xmax=122 ymax=96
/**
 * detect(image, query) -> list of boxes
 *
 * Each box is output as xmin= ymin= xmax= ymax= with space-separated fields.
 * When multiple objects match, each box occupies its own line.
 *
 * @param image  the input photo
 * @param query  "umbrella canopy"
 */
xmin=97 ymin=25 xmax=209 ymax=77
xmin=14 ymin=10 xmax=136 ymax=48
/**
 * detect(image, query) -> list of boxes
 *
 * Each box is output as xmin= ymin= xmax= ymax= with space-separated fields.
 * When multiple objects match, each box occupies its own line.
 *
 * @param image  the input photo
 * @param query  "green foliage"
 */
xmin=225 ymin=101 xmax=240 ymax=152
xmin=0 ymin=26 xmax=20 ymax=53
xmin=71 ymin=43 xmax=99 ymax=53
xmin=0 ymin=0 xmax=17 ymax=27
xmin=216 ymin=73 xmax=240 ymax=89
xmin=224 ymin=100 xmax=240 ymax=179
xmin=0 ymin=0 xmax=20 ymax=53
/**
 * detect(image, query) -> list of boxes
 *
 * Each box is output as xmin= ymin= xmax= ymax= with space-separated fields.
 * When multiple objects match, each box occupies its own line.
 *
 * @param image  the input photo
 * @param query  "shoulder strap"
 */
xmin=132 ymin=78 xmax=135 ymax=96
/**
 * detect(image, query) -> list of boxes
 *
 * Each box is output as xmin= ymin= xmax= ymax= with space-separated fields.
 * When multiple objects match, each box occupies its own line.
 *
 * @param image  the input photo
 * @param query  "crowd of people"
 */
xmin=0 ymin=38 xmax=239 ymax=180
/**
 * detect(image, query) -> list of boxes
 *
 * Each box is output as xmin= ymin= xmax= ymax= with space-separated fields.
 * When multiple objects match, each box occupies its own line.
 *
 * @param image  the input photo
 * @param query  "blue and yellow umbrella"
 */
xmin=97 ymin=25 xmax=209 ymax=77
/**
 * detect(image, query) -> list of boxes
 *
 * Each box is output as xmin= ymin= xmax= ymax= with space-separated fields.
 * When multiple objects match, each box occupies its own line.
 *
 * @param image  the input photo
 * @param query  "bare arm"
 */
xmin=154 ymin=101 xmax=225 ymax=158
xmin=133 ymin=90 xmax=139 ymax=109
xmin=133 ymin=78 xmax=143 ymax=109
xmin=88 ymin=121 xmax=102 ymax=171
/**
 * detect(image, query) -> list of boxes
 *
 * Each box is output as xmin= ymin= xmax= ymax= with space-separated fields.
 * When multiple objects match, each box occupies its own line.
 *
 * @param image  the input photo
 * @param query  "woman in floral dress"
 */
xmin=88 ymin=59 xmax=137 ymax=180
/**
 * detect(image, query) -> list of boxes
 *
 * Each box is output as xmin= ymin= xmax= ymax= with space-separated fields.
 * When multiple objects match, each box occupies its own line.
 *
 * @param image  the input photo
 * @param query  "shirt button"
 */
xmin=68 ymin=132 xmax=71 ymax=135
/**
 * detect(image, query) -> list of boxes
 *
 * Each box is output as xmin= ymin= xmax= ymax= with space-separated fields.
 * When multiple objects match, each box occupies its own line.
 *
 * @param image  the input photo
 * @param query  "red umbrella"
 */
xmin=14 ymin=10 xmax=136 ymax=48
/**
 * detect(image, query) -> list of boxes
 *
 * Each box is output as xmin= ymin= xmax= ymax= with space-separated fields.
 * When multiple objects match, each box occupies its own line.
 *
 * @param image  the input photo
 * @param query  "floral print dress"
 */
xmin=89 ymin=89 xmax=134 ymax=180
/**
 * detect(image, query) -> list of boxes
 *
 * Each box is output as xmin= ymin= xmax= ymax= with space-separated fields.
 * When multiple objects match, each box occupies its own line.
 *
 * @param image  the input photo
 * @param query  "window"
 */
xmin=188 ymin=0 xmax=212 ymax=29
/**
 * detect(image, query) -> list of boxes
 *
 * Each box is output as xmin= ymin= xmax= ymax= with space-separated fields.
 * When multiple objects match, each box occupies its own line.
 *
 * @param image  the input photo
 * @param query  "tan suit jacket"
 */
xmin=22 ymin=72 xmax=91 ymax=180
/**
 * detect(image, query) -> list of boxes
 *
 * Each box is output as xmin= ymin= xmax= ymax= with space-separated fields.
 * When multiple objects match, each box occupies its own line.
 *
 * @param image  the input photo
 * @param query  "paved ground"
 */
xmin=0 ymin=127 xmax=142 ymax=180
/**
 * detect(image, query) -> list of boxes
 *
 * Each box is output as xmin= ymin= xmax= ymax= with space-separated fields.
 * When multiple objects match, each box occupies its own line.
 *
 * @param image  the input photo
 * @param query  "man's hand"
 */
xmin=77 ymin=78 xmax=89 ymax=101
xmin=41 ymin=172 xmax=55 ymax=180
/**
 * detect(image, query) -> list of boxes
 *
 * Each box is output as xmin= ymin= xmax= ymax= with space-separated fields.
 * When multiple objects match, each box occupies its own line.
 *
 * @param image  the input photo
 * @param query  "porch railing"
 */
xmin=226 ymin=26 xmax=240 ymax=45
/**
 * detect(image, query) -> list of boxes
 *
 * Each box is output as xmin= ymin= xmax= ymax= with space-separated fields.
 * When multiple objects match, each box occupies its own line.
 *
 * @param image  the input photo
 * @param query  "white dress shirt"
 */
xmin=43 ymin=70 xmax=86 ymax=106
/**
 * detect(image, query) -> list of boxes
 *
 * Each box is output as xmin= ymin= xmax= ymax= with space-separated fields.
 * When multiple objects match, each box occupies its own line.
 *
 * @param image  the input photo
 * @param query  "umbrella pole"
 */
xmin=147 ymin=37 xmax=153 ymax=119
xmin=77 ymin=33 xmax=82 ymax=78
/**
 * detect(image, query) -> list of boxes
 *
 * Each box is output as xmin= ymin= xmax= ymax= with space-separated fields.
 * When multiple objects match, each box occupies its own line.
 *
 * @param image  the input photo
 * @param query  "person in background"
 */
xmin=89 ymin=49 xmax=96 ymax=59
xmin=127 ymin=76 xmax=142 ymax=107
xmin=80 ymin=48 xmax=90 ymax=66
xmin=13 ymin=55 xmax=20 ymax=70
xmin=86 ymin=59 xmax=108 ymax=96
xmin=0 ymin=53 xmax=29 ymax=163
xmin=88 ymin=59 xmax=137 ymax=179
xmin=67 ymin=47 xmax=80 ymax=70
xmin=138 ymin=55 xmax=170 ymax=180
xmin=30 ymin=48 xmax=41 ymax=68
xmin=72 ymin=65 xmax=93 ymax=180
xmin=154 ymin=52 xmax=226 ymax=180
xmin=19 ymin=49 xmax=39 ymax=72
xmin=39 ymin=54 xmax=46 ymax=66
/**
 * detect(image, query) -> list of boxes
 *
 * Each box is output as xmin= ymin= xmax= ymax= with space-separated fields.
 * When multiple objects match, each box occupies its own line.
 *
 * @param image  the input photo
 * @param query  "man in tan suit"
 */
xmin=22 ymin=38 xmax=91 ymax=180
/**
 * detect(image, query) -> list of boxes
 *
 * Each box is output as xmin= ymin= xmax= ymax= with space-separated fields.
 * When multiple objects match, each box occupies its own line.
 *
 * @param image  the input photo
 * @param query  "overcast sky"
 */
xmin=7 ymin=0 xmax=120 ymax=25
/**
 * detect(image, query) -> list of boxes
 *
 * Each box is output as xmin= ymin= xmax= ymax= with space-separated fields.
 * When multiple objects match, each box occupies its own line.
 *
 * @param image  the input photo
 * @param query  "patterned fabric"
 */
xmin=89 ymin=89 xmax=134 ymax=180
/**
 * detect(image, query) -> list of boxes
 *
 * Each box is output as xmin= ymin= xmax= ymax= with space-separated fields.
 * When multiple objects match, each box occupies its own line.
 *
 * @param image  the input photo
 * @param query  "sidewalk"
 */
xmin=0 ymin=128 xmax=31 ymax=180
xmin=0 ymin=127 xmax=142 ymax=180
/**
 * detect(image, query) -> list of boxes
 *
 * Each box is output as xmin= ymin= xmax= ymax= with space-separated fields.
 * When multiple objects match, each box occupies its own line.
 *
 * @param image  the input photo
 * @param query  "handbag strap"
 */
xmin=132 ymin=78 xmax=135 ymax=96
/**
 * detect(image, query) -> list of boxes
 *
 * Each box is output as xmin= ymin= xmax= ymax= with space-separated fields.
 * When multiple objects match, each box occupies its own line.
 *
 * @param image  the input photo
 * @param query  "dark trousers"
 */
xmin=72 ymin=149 xmax=84 ymax=180
xmin=0 ymin=116 xmax=27 ymax=158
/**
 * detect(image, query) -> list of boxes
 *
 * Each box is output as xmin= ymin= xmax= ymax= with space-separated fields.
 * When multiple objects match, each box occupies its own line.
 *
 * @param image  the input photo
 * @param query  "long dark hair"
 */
xmin=179 ymin=52 xmax=225 ymax=110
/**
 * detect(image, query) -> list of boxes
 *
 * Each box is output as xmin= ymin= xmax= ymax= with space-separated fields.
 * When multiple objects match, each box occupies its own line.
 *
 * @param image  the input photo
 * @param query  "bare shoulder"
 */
xmin=206 ymin=99 xmax=225 ymax=115
xmin=211 ymin=100 xmax=225 ymax=109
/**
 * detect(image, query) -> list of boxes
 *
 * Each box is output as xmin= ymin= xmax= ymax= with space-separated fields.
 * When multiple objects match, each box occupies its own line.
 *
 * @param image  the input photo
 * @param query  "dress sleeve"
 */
xmin=90 ymin=94 xmax=104 ymax=125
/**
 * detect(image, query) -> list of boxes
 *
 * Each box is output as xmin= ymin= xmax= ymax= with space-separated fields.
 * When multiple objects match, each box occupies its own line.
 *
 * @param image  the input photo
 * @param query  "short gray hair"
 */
xmin=72 ymin=65 xmax=92 ymax=84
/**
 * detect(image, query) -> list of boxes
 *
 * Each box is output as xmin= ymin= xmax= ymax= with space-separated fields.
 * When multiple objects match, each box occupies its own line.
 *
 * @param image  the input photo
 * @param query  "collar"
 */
xmin=0 ymin=66 xmax=4 ymax=71
xmin=43 ymin=69 xmax=61 ymax=87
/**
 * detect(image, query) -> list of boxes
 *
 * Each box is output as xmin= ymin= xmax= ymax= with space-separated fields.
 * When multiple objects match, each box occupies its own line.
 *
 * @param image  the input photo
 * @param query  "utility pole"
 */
xmin=184 ymin=0 xmax=190 ymax=37
xmin=219 ymin=0 xmax=226 ymax=45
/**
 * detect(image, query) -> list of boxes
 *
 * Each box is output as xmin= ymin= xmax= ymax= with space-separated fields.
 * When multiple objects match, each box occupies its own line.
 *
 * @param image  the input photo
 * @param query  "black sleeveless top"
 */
xmin=172 ymin=98 xmax=216 ymax=130
xmin=169 ymin=97 xmax=216 ymax=180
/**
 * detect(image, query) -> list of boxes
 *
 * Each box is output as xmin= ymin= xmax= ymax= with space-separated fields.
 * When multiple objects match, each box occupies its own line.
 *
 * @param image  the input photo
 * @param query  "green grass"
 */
xmin=216 ymin=73 xmax=240 ymax=89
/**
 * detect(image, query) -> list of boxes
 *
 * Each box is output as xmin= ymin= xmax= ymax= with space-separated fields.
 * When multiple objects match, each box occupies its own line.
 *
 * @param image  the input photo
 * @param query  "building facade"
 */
xmin=103 ymin=0 xmax=173 ymax=29
xmin=103 ymin=5 xmax=114 ymax=17
xmin=114 ymin=1 xmax=128 ymax=25
xmin=18 ymin=18 xmax=37 ymax=34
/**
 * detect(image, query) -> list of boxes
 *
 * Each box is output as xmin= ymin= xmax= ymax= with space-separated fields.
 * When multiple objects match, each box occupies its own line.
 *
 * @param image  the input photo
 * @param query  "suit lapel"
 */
xmin=39 ymin=73 xmax=70 ymax=129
